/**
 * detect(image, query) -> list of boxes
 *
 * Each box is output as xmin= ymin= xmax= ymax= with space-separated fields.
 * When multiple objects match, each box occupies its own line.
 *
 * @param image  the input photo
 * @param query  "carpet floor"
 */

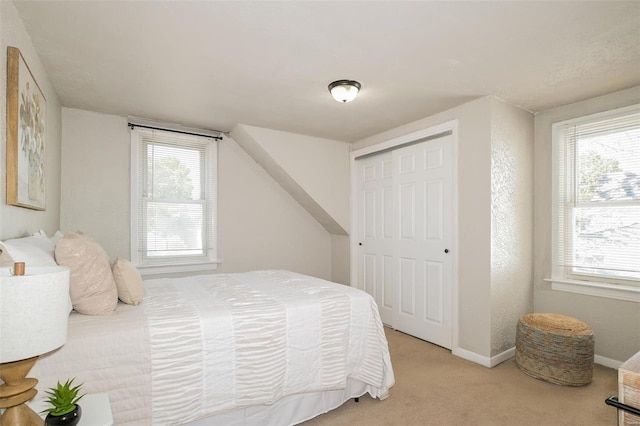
xmin=304 ymin=327 xmax=619 ymax=426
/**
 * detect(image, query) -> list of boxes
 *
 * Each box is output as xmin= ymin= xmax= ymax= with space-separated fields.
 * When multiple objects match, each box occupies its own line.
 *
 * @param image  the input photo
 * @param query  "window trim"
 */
xmin=550 ymin=103 xmax=640 ymax=301
xmin=544 ymin=278 xmax=640 ymax=303
xmin=130 ymin=127 xmax=220 ymax=276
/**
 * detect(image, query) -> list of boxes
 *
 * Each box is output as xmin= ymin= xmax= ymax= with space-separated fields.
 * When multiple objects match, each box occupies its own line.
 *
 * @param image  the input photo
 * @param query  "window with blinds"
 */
xmin=130 ymin=127 xmax=218 ymax=274
xmin=552 ymin=104 xmax=640 ymax=286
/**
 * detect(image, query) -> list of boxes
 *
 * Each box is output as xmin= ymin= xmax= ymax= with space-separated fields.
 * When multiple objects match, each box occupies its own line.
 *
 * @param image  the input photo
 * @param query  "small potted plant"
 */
xmin=41 ymin=378 xmax=85 ymax=426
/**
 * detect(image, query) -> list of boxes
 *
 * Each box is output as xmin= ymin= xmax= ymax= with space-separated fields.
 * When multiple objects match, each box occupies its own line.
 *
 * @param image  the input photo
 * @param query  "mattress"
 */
xmin=31 ymin=270 xmax=395 ymax=425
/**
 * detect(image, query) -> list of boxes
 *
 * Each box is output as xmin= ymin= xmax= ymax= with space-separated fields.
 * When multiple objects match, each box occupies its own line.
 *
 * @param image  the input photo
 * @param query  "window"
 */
xmin=130 ymin=126 xmax=219 ymax=275
xmin=551 ymin=104 xmax=640 ymax=296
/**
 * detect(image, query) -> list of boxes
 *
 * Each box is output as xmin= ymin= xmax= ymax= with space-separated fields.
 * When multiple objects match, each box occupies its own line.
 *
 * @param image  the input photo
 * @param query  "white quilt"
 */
xmin=32 ymin=270 xmax=395 ymax=425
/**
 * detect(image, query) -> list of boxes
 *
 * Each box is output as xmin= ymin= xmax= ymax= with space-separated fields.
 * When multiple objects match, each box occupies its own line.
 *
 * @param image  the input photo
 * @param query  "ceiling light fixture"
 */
xmin=328 ymin=80 xmax=361 ymax=103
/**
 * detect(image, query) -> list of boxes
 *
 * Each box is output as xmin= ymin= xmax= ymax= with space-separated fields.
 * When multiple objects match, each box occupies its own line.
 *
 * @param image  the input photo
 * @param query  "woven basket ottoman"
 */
xmin=515 ymin=313 xmax=594 ymax=386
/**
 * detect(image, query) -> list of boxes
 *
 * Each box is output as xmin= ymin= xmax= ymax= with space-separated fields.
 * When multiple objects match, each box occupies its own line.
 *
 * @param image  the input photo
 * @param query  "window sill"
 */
xmin=136 ymin=259 xmax=222 ymax=277
xmin=544 ymin=278 xmax=640 ymax=303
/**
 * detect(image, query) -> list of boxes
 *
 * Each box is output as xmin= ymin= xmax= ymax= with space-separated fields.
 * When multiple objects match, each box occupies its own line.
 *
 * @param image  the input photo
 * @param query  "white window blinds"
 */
xmin=554 ymin=105 xmax=640 ymax=284
xmin=131 ymin=127 xmax=218 ymax=271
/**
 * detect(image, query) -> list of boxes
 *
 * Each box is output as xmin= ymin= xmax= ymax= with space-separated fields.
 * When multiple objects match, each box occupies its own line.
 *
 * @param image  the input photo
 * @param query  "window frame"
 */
xmin=130 ymin=127 xmax=220 ymax=276
xmin=549 ymin=104 xmax=640 ymax=303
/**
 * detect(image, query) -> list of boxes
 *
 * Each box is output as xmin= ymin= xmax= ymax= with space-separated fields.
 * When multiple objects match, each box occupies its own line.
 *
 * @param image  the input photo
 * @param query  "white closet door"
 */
xmin=392 ymin=135 xmax=453 ymax=348
xmin=357 ymin=134 xmax=453 ymax=349
xmin=356 ymin=152 xmax=394 ymax=325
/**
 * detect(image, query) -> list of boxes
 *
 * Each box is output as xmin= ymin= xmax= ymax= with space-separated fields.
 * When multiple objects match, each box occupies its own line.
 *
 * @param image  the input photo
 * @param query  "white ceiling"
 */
xmin=13 ymin=1 xmax=640 ymax=142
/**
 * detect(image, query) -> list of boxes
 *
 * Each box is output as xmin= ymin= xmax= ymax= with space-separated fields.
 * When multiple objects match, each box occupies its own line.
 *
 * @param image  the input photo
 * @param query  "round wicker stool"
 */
xmin=515 ymin=313 xmax=594 ymax=386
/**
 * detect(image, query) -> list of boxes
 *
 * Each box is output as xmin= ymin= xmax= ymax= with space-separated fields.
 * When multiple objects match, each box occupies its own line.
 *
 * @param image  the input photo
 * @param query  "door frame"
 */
xmin=350 ymin=120 xmax=459 ymax=350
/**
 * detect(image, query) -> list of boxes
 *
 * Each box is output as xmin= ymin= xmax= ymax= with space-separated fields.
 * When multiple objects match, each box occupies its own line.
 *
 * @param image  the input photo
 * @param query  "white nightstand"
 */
xmin=29 ymin=393 xmax=113 ymax=426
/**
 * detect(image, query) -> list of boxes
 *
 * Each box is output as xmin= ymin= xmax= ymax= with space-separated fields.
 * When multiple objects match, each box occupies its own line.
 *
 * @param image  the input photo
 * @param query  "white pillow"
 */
xmin=0 ymin=242 xmax=15 ymax=267
xmin=50 ymin=230 xmax=64 ymax=245
xmin=33 ymin=229 xmax=64 ymax=245
xmin=112 ymin=257 xmax=144 ymax=305
xmin=1 ymin=235 xmax=57 ymax=266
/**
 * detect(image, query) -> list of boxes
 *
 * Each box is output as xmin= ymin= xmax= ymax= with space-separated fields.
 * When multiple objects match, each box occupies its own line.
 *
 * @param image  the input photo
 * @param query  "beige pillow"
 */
xmin=112 ymin=257 xmax=144 ymax=305
xmin=55 ymin=232 xmax=117 ymax=315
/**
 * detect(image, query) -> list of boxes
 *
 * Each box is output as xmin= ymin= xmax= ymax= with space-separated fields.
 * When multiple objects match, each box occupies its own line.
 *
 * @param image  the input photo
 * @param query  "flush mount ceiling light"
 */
xmin=328 ymin=80 xmax=361 ymax=103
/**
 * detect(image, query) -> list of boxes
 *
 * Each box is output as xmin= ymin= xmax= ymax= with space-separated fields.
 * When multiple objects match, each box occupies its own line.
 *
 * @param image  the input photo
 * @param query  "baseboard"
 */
xmin=452 ymin=346 xmax=514 ymax=368
xmin=595 ymin=355 xmax=623 ymax=369
xmin=452 ymin=347 xmax=491 ymax=367
xmin=454 ymin=346 xmax=622 ymax=370
xmin=490 ymin=347 xmax=516 ymax=367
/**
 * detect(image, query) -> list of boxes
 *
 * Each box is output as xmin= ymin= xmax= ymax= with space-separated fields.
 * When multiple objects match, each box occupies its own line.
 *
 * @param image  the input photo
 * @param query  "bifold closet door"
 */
xmin=356 ymin=135 xmax=453 ymax=349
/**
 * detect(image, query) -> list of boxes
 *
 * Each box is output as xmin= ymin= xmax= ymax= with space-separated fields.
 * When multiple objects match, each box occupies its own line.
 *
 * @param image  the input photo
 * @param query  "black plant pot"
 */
xmin=44 ymin=405 xmax=82 ymax=426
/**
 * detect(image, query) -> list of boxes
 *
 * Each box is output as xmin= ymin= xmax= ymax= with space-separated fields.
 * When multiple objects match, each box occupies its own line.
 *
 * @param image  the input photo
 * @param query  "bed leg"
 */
xmin=354 ymin=397 xmax=359 ymax=403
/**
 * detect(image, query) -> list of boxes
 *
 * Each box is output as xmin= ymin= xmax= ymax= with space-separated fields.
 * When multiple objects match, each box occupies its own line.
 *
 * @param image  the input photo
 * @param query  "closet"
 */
xmin=355 ymin=132 xmax=453 ymax=348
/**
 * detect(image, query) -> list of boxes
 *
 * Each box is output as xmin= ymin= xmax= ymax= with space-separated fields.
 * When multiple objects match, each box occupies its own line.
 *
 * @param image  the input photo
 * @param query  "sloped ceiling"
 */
xmin=13 ymin=1 xmax=640 ymax=142
xmin=230 ymin=124 xmax=349 ymax=235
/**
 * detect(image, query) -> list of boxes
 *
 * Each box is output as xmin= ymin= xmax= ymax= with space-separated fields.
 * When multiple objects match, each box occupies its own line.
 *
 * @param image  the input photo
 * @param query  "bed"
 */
xmin=28 ymin=269 xmax=395 ymax=425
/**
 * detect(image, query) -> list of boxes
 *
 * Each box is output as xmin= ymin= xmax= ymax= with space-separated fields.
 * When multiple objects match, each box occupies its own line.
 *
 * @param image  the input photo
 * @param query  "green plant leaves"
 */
xmin=40 ymin=378 xmax=85 ymax=416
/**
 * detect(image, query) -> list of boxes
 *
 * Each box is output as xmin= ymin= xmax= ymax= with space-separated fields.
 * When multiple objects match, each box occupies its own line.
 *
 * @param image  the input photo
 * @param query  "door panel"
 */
xmin=399 ymin=257 xmax=416 ymax=316
xmin=364 ymin=253 xmax=376 ymax=298
xmin=357 ymin=134 xmax=453 ymax=348
xmin=425 ymin=181 xmax=443 ymax=240
xmin=364 ymin=189 xmax=376 ymax=238
xmin=383 ymin=186 xmax=393 ymax=238
xmin=399 ymin=183 xmax=416 ymax=240
xmin=382 ymin=255 xmax=393 ymax=310
xmin=425 ymin=260 xmax=443 ymax=323
xmin=357 ymin=152 xmax=393 ymax=325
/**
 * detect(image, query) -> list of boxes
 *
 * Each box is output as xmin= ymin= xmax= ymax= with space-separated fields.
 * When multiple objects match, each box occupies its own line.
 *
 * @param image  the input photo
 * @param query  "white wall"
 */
xmin=60 ymin=108 xmax=332 ymax=280
xmin=60 ymin=109 xmax=130 ymax=256
xmin=534 ymin=86 xmax=640 ymax=363
xmin=217 ymin=135 xmax=331 ymax=278
xmin=238 ymin=125 xmax=350 ymax=233
xmin=0 ymin=1 xmax=62 ymax=240
xmin=230 ymin=124 xmax=351 ymax=284
xmin=330 ymin=234 xmax=350 ymax=285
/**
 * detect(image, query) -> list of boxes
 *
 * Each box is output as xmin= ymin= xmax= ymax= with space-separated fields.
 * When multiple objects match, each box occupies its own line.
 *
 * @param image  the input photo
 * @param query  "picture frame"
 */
xmin=6 ymin=46 xmax=47 ymax=210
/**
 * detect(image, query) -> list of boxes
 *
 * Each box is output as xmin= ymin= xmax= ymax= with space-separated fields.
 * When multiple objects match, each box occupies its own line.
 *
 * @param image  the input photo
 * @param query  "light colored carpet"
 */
xmin=304 ymin=327 xmax=619 ymax=426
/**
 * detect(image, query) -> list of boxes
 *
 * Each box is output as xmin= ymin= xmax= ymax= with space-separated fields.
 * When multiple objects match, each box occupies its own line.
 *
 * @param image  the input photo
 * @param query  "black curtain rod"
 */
xmin=128 ymin=123 xmax=223 ymax=140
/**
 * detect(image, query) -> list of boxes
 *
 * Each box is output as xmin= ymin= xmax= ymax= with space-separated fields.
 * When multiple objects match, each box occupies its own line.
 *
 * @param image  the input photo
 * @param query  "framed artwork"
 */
xmin=6 ymin=46 xmax=47 ymax=210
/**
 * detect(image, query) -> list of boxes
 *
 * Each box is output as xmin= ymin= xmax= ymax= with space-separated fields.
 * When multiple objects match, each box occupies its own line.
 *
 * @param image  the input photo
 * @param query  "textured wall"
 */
xmin=489 ymin=99 xmax=534 ymax=356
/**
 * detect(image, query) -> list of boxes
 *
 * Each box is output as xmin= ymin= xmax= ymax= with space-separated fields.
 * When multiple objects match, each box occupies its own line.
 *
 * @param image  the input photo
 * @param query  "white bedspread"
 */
xmin=32 ymin=270 xmax=394 ymax=425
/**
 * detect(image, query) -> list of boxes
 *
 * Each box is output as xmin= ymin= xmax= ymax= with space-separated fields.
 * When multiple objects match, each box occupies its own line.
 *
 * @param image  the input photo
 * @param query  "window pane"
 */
xmin=145 ymin=201 xmax=204 ymax=257
xmin=572 ymin=205 xmax=640 ymax=280
xmin=132 ymin=127 xmax=218 ymax=270
xmin=146 ymin=144 xmax=202 ymax=201
xmin=577 ymin=127 xmax=640 ymax=203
